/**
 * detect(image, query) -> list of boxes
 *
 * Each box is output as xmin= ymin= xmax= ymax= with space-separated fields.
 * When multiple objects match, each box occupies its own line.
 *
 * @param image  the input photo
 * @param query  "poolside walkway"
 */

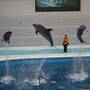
xmin=0 ymin=45 xmax=90 ymax=61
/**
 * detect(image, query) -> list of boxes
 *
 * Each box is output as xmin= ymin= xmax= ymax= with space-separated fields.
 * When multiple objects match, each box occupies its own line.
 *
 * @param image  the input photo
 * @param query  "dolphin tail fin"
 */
xmin=51 ymin=42 xmax=54 ymax=47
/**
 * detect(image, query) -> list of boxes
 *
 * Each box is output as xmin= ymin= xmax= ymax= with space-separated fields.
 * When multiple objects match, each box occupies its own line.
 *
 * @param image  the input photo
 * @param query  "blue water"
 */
xmin=0 ymin=57 xmax=90 ymax=90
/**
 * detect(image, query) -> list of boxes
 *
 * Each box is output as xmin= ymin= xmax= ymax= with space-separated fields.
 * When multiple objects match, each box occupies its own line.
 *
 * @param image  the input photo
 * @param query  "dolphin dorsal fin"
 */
xmin=47 ymin=28 xmax=53 ymax=32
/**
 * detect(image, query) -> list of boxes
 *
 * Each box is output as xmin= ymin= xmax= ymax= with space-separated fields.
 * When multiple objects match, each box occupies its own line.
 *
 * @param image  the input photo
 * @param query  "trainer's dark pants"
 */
xmin=64 ymin=45 xmax=67 ymax=52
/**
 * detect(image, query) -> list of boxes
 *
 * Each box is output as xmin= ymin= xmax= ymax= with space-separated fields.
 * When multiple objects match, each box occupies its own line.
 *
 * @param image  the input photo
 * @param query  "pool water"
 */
xmin=0 ymin=57 xmax=90 ymax=90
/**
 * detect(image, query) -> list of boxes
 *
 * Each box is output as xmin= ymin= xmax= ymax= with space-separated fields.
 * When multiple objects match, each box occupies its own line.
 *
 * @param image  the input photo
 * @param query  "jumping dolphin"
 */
xmin=77 ymin=25 xmax=86 ymax=43
xmin=33 ymin=24 xmax=54 ymax=47
xmin=3 ymin=31 xmax=12 ymax=43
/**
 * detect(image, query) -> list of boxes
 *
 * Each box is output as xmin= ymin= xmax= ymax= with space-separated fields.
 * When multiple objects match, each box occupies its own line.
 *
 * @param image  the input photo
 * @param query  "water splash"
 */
xmin=16 ymin=78 xmax=32 ymax=90
xmin=15 ymin=59 xmax=47 ymax=90
xmin=69 ymin=69 xmax=88 ymax=82
xmin=0 ymin=43 xmax=15 ymax=85
xmin=68 ymin=45 xmax=88 ymax=82
xmin=0 ymin=76 xmax=15 ymax=85
xmin=31 ymin=59 xmax=47 ymax=86
xmin=31 ymin=78 xmax=46 ymax=86
xmin=5 ymin=43 xmax=10 ymax=76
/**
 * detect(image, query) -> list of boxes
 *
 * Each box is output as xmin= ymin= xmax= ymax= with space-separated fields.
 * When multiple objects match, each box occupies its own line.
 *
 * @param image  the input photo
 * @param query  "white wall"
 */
xmin=0 ymin=0 xmax=90 ymax=47
xmin=0 ymin=0 xmax=90 ymax=17
xmin=0 ymin=16 xmax=90 ymax=47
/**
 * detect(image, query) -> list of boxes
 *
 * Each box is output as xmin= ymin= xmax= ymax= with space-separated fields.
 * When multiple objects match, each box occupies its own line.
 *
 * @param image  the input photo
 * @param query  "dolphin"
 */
xmin=33 ymin=24 xmax=53 ymax=47
xmin=77 ymin=25 xmax=86 ymax=43
xmin=3 ymin=31 xmax=12 ymax=43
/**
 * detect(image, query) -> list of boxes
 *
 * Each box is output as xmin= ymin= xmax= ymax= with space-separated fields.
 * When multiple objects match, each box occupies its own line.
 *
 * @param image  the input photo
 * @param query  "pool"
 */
xmin=0 ymin=57 xmax=90 ymax=90
xmin=0 ymin=45 xmax=90 ymax=90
